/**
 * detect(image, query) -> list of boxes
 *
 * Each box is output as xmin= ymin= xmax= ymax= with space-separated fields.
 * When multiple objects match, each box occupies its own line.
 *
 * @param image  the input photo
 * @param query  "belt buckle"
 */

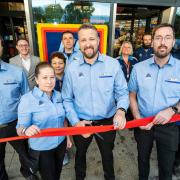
xmin=0 ymin=124 xmax=8 ymax=128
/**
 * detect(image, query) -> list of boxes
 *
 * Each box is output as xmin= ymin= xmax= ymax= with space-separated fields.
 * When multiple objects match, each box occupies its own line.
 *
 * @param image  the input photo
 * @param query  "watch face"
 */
xmin=172 ymin=106 xmax=178 ymax=114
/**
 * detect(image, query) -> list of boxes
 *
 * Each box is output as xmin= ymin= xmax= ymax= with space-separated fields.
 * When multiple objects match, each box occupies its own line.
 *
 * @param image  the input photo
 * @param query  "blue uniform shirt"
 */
xmin=128 ymin=55 xmax=180 ymax=118
xmin=134 ymin=47 xmax=154 ymax=62
xmin=0 ymin=60 xmax=29 ymax=124
xmin=62 ymin=53 xmax=129 ymax=126
xmin=17 ymin=87 xmax=65 ymax=151
xmin=116 ymin=55 xmax=138 ymax=82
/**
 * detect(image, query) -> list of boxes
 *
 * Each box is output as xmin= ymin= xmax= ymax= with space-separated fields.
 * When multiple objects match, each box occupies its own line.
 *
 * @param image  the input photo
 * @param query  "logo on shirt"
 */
xmin=145 ymin=73 xmax=151 ymax=78
xmin=79 ymin=72 xmax=84 ymax=77
xmin=39 ymin=100 xmax=44 ymax=106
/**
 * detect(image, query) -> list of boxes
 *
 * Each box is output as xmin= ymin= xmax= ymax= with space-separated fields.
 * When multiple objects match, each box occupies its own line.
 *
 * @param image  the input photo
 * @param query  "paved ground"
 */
xmin=4 ymin=129 xmax=179 ymax=180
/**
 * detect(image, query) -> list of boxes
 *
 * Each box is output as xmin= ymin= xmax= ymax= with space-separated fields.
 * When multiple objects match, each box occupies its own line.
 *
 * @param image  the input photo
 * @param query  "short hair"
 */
xmin=119 ymin=41 xmax=133 ymax=55
xmin=35 ymin=62 xmax=55 ymax=78
xmin=62 ymin=31 xmax=74 ymax=39
xmin=152 ymin=23 xmax=175 ymax=38
xmin=16 ymin=38 xmax=29 ymax=45
xmin=49 ymin=51 xmax=66 ymax=64
xmin=78 ymin=24 xmax=98 ymax=37
xmin=0 ymin=35 xmax=4 ymax=47
xmin=143 ymin=32 xmax=152 ymax=39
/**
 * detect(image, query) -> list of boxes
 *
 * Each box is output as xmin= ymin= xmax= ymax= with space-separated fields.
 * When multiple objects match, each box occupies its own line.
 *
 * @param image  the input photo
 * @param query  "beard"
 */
xmin=154 ymin=45 xmax=171 ymax=58
xmin=82 ymin=46 xmax=98 ymax=59
xmin=143 ymin=43 xmax=151 ymax=49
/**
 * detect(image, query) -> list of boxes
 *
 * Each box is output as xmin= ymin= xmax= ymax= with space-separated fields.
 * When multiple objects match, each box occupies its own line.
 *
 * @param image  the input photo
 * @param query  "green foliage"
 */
xmin=44 ymin=4 xmax=64 ymax=23
xmin=63 ymin=2 xmax=95 ymax=23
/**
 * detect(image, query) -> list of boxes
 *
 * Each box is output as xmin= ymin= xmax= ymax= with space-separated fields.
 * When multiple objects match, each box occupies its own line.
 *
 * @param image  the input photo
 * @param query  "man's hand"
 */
xmin=25 ymin=125 xmax=40 ymax=136
xmin=153 ymin=107 xmax=175 ymax=125
xmin=113 ymin=109 xmax=126 ymax=129
xmin=66 ymin=136 xmax=73 ymax=149
xmin=75 ymin=120 xmax=92 ymax=138
xmin=139 ymin=122 xmax=154 ymax=130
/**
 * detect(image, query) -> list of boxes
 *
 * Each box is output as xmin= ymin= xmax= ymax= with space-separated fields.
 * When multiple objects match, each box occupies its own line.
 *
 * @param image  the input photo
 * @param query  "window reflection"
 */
xmin=32 ymin=0 xmax=110 ymax=24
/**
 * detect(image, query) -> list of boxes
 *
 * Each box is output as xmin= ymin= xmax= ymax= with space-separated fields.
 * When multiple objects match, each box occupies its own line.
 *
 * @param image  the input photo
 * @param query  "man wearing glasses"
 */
xmin=10 ymin=38 xmax=40 ymax=90
xmin=129 ymin=23 xmax=180 ymax=180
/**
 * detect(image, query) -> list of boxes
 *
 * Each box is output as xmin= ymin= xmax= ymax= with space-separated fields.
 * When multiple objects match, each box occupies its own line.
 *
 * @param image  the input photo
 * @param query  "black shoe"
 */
xmin=25 ymin=174 xmax=40 ymax=180
xmin=173 ymin=165 xmax=180 ymax=176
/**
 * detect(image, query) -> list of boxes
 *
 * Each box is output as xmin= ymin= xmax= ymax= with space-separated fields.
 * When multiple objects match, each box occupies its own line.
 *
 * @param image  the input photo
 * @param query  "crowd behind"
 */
xmin=0 ymin=23 xmax=180 ymax=180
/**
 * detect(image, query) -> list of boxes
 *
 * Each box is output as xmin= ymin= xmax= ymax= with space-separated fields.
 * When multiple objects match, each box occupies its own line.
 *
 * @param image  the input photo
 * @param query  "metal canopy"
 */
xmin=77 ymin=0 xmax=180 ymax=7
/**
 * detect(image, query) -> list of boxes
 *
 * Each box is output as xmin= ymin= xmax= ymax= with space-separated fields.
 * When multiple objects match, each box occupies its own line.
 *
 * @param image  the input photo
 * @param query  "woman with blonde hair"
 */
xmin=116 ymin=41 xmax=138 ymax=121
xmin=116 ymin=41 xmax=138 ymax=82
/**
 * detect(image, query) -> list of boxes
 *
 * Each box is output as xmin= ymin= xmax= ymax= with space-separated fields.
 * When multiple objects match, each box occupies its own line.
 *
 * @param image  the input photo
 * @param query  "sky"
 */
xmin=32 ymin=0 xmax=110 ymax=16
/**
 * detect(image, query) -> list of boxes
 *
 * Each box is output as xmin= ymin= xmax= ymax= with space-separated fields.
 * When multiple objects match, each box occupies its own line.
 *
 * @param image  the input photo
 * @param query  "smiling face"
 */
xmin=16 ymin=39 xmax=30 ymax=56
xmin=121 ymin=42 xmax=132 ymax=56
xmin=35 ymin=67 xmax=55 ymax=95
xmin=51 ymin=57 xmax=65 ymax=76
xmin=78 ymin=28 xmax=99 ymax=60
xmin=152 ymin=26 xmax=175 ymax=59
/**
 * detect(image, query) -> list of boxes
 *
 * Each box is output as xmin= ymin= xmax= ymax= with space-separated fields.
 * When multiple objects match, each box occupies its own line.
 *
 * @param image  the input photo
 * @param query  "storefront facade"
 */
xmin=1 ymin=0 xmax=180 ymax=60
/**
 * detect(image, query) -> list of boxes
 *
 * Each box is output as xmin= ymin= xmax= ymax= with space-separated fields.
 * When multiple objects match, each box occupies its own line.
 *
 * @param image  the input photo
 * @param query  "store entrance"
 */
xmin=113 ymin=5 xmax=169 ymax=57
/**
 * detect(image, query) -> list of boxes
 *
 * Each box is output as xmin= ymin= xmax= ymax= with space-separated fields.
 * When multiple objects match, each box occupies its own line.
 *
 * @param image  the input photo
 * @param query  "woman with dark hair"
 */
xmin=17 ymin=62 xmax=66 ymax=180
xmin=50 ymin=51 xmax=72 ymax=165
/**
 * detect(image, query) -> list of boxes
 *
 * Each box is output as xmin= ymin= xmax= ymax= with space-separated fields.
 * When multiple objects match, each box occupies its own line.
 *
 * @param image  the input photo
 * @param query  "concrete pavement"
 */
xmin=4 ymin=129 xmax=179 ymax=180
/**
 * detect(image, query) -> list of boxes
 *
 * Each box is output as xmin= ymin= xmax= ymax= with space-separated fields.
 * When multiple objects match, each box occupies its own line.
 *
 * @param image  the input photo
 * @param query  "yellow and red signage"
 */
xmin=37 ymin=23 xmax=108 ymax=62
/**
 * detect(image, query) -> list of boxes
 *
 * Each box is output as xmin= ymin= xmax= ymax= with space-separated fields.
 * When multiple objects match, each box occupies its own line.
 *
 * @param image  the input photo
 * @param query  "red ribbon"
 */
xmin=0 ymin=114 xmax=180 ymax=143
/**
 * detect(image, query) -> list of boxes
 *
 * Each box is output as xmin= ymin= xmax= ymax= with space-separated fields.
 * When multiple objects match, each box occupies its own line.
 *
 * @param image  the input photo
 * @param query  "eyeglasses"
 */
xmin=154 ymin=35 xmax=173 ymax=42
xmin=18 ymin=44 xmax=29 ymax=48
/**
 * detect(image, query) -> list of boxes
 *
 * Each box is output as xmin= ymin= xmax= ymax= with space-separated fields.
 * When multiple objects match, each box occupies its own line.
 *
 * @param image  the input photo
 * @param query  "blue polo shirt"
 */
xmin=62 ymin=52 xmax=129 ymax=126
xmin=134 ymin=47 xmax=154 ymax=62
xmin=17 ymin=87 xmax=65 ymax=151
xmin=128 ymin=55 xmax=180 ymax=118
xmin=0 ymin=60 xmax=29 ymax=124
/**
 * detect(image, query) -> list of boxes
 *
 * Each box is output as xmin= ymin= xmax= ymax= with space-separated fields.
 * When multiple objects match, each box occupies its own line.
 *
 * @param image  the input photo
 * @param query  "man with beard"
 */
xmin=129 ymin=23 xmax=180 ymax=180
xmin=134 ymin=33 xmax=154 ymax=62
xmin=62 ymin=24 xmax=129 ymax=180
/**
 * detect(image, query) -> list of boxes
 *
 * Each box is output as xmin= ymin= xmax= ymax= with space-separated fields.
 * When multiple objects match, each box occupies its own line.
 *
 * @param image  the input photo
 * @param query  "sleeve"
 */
xmin=61 ymin=68 xmax=80 ymax=126
xmin=16 ymin=96 xmax=32 ymax=129
xmin=20 ymin=70 xmax=30 ymax=95
xmin=114 ymin=62 xmax=129 ymax=111
xmin=128 ymin=67 xmax=138 ymax=93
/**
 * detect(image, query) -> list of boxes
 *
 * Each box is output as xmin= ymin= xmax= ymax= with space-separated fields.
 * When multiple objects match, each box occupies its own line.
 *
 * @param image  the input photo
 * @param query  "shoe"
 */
xmin=173 ymin=165 xmax=180 ymax=176
xmin=25 ymin=174 xmax=40 ymax=180
xmin=63 ymin=152 xmax=69 ymax=166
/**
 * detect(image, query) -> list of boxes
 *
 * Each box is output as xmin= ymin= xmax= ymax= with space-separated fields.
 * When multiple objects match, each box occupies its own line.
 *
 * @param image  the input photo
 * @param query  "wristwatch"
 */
xmin=171 ymin=106 xmax=179 ymax=114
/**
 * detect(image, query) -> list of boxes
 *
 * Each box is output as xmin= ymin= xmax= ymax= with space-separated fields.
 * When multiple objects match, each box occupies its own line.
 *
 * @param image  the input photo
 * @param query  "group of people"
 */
xmin=0 ymin=23 xmax=179 ymax=180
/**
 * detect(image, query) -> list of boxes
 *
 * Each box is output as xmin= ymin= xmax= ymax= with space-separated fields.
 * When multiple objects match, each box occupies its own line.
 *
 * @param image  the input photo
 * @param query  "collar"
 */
xmin=20 ymin=54 xmax=30 ymax=60
xmin=149 ymin=54 xmax=175 ymax=66
xmin=32 ymin=86 xmax=56 ymax=98
xmin=79 ymin=52 xmax=104 ymax=65
xmin=119 ymin=55 xmax=134 ymax=61
xmin=0 ymin=60 xmax=8 ymax=71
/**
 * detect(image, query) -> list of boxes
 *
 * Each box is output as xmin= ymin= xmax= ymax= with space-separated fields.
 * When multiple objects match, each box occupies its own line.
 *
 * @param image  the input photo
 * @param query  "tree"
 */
xmin=63 ymin=2 xmax=95 ymax=24
xmin=44 ymin=4 xmax=64 ymax=23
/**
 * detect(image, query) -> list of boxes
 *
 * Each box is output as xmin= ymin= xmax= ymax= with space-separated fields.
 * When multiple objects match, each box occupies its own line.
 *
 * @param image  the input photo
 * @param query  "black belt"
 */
xmin=80 ymin=116 xmax=113 ymax=126
xmin=0 ymin=120 xmax=17 ymax=128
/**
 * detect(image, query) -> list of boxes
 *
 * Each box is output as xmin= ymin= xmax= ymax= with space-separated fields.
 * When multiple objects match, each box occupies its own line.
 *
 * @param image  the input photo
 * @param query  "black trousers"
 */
xmin=73 ymin=118 xmax=116 ymax=180
xmin=134 ymin=123 xmax=179 ymax=180
xmin=29 ymin=138 xmax=66 ymax=180
xmin=0 ymin=120 xmax=32 ymax=180
xmin=174 ymin=126 xmax=180 ymax=167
